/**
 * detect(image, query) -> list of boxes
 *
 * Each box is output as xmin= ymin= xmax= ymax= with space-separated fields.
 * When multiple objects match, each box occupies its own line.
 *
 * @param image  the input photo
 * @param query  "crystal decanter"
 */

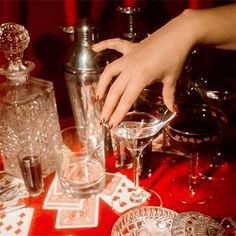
xmin=0 ymin=22 xmax=61 ymax=178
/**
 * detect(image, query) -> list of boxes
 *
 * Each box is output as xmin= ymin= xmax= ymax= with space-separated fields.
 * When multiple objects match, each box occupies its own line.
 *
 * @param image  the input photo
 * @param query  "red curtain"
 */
xmin=0 ymin=0 xmax=231 ymax=118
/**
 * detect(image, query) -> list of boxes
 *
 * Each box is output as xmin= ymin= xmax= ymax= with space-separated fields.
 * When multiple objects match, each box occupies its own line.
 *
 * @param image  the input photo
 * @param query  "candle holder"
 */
xmin=117 ymin=6 xmax=147 ymax=42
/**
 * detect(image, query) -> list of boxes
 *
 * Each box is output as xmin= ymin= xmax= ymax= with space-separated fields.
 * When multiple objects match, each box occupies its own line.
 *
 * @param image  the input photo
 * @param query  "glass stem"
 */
xmin=130 ymin=149 xmax=143 ymax=203
xmin=188 ymin=153 xmax=199 ymax=195
xmin=133 ymin=150 xmax=141 ymax=190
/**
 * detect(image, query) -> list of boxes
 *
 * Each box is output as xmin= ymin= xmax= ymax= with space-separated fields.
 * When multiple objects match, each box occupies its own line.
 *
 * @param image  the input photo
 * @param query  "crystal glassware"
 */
xmin=0 ymin=23 xmax=61 ymax=178
xmin=96 ymin=99 xmax=175 ymax=211
xmin=191 ymin=76 xmax=236 ymax=181
xmin=185 ymin=47 xmax=236 ymax=181
xmin=171 ymin=211 xmax=225 ymax=236
xmin=137 ymin=82 xmax=185 ymax=165
xmin=54 ymin=125 xmax=105 ymax=198
xmin=111 ymin=206 xmax=178 ymax=236
xmin=167 ymin=104 xmax=227 ymax=204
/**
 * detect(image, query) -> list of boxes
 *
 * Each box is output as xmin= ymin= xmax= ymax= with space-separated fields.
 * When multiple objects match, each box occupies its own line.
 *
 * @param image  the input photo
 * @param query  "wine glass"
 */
xmin=167 ymin=104 xmax=227 ymax=204
xmin=189 ymin=76 xmax=236 ymax=181
xmin=95 ymin=99 xmax=175 ymax=211
xmin=185 ymin=47 xmax=236 ymax=181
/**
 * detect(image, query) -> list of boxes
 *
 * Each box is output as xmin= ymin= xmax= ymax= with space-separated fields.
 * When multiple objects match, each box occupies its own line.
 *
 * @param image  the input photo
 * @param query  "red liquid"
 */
xmin=19 ymin=156 xmax=43 ymax=196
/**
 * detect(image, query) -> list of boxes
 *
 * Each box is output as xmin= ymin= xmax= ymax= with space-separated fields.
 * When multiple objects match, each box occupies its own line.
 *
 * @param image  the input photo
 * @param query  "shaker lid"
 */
xmin=74 ymin=18 xmax=99 ymax=42
xmin=64 ymin=19 xmax=107 ymax=74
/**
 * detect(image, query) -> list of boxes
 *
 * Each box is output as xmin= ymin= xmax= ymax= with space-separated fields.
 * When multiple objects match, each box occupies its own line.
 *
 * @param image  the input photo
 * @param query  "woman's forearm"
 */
xmin=189 ymin=3 xmax=236 ymax=49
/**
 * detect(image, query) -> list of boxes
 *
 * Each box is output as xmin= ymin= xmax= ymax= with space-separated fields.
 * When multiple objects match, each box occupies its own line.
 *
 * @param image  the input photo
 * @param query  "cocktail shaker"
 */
xmin=62 ymin=19 xmax=113 ymax=156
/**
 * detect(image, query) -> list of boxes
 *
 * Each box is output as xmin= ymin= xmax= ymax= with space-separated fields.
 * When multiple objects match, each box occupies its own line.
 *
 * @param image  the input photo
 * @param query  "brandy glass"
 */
xmin=167 ymin=104 xmax=227 ymax=204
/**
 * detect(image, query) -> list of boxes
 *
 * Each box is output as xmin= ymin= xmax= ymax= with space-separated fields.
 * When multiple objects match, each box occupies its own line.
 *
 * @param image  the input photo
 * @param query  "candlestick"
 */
xmin=117 ymin=6 xmax=146 ymax=42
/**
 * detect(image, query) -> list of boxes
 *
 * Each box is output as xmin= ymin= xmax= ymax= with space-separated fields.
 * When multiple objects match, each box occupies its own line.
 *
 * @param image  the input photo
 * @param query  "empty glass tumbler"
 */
xmin=54 ymin=126 xmax=105 ymax=198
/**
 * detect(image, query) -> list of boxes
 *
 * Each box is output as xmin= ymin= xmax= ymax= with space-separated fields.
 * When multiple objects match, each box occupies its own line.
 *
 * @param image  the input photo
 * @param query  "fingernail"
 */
xmin=99 ymin=117 xmax=105 ymax=125
xmin=95 ymin=94 xmax=99 ymax=101
xmin=108 ymin=123 xmax=113 ymax=129
xmin=173 ymin=104 xmax=178 ymax=112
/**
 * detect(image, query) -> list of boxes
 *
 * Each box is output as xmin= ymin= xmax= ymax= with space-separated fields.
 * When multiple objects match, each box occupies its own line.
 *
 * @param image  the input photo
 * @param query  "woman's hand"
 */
xmin=92 ymin=4 xmax=236 ymax=126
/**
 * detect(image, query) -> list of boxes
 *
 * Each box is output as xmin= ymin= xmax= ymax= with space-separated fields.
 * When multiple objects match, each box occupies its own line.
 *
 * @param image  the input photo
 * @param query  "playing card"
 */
xmin=0 ymin=207 xmax=34 ymax=236
xmin=99 ymin=172 xmax=124 ymax=206
xmin=55 ymin=196 xmax=99 ymax=228
xmin=0 ymin=171 xmax=28 ymax=214
xmin=43 ymin=175 xmax=84 ymax=210
xmin=111 ymin=177 xmax=151 ymax=214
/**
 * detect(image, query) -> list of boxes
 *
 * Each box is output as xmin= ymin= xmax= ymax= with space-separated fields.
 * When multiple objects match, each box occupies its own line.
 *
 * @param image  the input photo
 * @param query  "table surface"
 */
xmin=4 ymin=117 xmax=236 ymax=236
xmin=26 ymin=151 xmax=236 ymax=236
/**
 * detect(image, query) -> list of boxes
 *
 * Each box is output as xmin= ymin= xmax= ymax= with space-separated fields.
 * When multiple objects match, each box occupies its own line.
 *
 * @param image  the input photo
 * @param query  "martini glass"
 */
xmin=95 ymin=100 xmax=175 ymax=212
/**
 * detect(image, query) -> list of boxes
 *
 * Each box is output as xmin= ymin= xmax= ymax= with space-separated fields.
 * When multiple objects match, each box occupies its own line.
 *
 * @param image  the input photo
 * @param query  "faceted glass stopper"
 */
xmin=0 ymin=22 xmax=29 ymax=70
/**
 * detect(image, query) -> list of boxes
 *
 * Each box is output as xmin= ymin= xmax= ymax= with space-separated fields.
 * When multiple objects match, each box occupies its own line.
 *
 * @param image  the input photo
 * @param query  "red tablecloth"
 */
xmin=25 ymin=150 xmax=236 ymax=236
xmin=0 ymin=116 xmax=234 ymax=235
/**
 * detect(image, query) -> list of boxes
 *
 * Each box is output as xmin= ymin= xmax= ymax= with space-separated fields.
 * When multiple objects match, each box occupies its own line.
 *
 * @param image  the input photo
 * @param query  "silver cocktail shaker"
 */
xmin=62 ymin=19 xmax=113 ymax=156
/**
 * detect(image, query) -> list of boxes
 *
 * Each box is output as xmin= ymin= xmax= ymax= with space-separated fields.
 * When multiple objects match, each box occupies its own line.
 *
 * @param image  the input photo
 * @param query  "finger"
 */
xmin=92 ymin=38 xmax=137 ymax=55
xmin=96 ymin=58 xmax=123 ymax=99
xmin=100 ymin=73 xmax=129 ymax=122
xmin=162 ymin=78 xmax=177 ymax=112
xmin=109 ymin=78 xmax=146 ymax=126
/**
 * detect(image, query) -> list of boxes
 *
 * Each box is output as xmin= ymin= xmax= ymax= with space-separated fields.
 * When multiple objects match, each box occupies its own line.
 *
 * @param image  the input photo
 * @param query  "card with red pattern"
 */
xmin=55 ymin=196 xmax=99 ymax=228
xmin=43 ymin=175 xmax=84 ymax=210
xmin=111 ymin=177 xmax=151 ymax=214
xmin=0 ymin=208 xmax=33 ymax=235
xmin=99 ymin=172 xmax=124 ymax=205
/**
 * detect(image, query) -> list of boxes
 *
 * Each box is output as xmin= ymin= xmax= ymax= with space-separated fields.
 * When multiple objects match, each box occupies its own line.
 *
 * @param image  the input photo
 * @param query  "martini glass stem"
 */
xmin=130 ymin=147 xmax=145 ymax=203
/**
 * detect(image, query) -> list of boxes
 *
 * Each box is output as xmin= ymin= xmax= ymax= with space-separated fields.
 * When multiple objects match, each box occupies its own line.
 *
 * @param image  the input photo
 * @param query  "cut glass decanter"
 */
xmin=0 ymin=22 xmax=61 ymax=178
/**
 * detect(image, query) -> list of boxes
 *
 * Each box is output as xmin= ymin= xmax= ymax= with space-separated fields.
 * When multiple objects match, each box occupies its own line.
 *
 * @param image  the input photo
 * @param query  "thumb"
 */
xmin=162 ymin=79 xmax=177 ymax=112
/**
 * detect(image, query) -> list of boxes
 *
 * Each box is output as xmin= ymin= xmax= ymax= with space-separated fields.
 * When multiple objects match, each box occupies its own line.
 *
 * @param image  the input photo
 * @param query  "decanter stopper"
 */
xmin=0 ymin=22 xmax=29 ymax=72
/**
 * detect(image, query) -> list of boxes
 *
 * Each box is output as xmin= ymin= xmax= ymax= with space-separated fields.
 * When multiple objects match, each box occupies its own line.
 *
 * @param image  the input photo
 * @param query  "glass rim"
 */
xmin=166 ymin=103 xmax=227 ymax=136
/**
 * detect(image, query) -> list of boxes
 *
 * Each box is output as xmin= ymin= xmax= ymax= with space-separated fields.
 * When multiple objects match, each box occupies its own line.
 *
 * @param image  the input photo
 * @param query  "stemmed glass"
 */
xmin=190 ymin=76 xmax=236 ymax=181
xmin=95 ymin=99 xmax=175 ymax=210
xmin=186 ymin=47 xmax=236 ymax=181
xmin=167 ymin=104 xmax=227 ymax=204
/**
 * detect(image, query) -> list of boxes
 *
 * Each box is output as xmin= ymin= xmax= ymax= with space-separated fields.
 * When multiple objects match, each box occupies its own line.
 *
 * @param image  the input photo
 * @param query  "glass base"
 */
xmin=198 ymin=153 xmax=236 ymax=181
xmin=168 ymin=176 xmax=215 ymax=204
xmin=112 ymin=187 xmax=162 ymax=215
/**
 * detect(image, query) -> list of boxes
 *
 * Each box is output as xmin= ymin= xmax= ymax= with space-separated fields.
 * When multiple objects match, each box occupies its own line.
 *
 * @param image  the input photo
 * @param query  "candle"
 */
xmin=64 ymin=0 xmax=77 ymax=26
xmin=124 ymin=0 xmax=137 ymax=7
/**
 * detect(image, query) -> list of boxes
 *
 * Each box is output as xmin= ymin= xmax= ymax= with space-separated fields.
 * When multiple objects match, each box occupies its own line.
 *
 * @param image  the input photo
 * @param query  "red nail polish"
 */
xmin=173 ymin=104 xmax=178 ymax=113
xmin=95 ymin=94 xmax=99 ymax=101
xmin=100 ymin=117 xmax=105 ymax=125
xmin=108 ymin=123 xmax=113 ymax=129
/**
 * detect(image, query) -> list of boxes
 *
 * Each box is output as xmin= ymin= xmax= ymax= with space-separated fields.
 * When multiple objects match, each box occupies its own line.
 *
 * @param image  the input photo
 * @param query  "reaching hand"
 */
xmin=92 ymin=4 xmax=236 ymax=126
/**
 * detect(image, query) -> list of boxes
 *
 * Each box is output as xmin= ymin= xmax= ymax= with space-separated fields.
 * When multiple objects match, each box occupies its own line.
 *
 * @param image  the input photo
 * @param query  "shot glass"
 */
xmin=55 ymin=126 xmax=106 ymax=198
xmin=112 ymin=135 xmax=133 ymax=169
xmin=18 ymin=154 xmax=44 ymax=197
